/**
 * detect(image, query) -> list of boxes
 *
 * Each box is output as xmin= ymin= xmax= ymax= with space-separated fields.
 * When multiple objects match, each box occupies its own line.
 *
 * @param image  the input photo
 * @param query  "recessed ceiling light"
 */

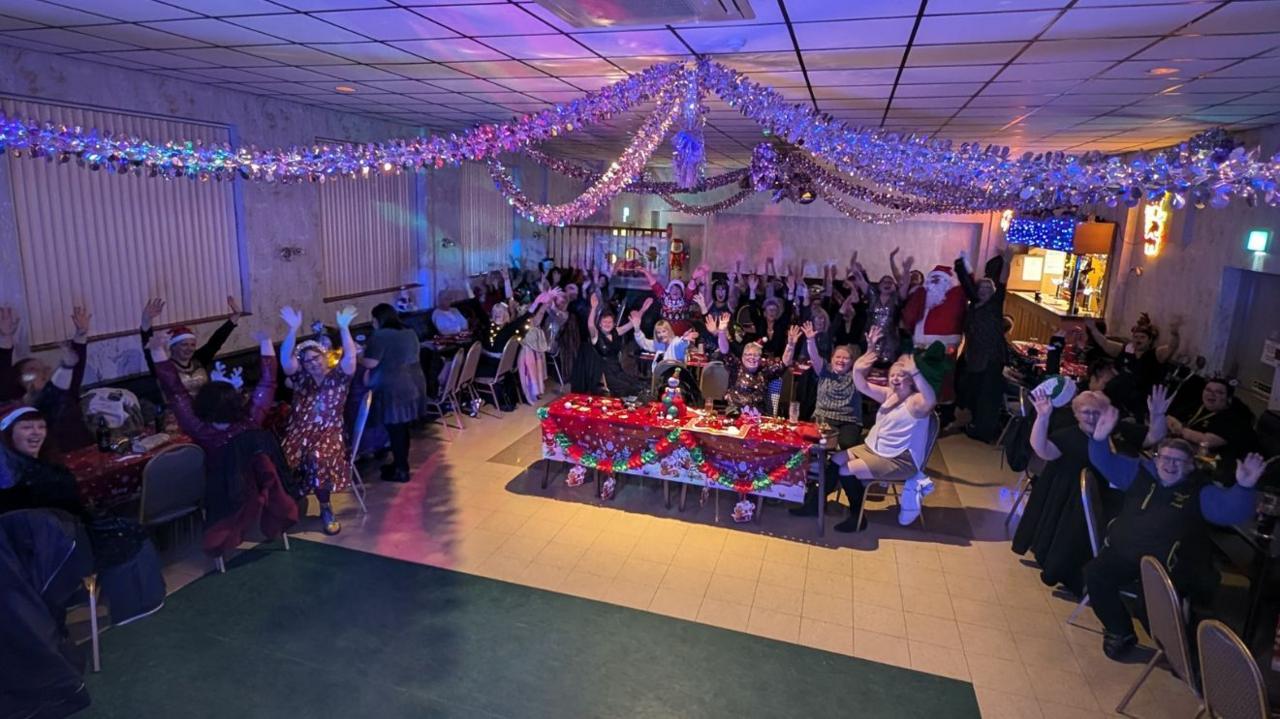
xmin=335 ymin=85 xmax=356 ymax=94
xmin=1147 ymin=67 xmax=1179 ymax=76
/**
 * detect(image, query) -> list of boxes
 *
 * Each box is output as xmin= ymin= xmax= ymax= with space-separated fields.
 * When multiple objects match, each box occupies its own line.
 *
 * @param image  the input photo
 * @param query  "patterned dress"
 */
xmin=283 ymin=368 xmax=352 ymax=492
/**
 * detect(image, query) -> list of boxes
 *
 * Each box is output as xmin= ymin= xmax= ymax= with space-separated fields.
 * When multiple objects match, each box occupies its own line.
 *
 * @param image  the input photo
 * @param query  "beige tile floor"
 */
xmin=158 ymin=396 xmax=1205 ymax=719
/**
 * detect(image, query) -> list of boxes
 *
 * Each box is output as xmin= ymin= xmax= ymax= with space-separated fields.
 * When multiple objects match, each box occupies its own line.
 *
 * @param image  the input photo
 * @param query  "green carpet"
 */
xmin=83 ymin=540 xmax=980 ymax=719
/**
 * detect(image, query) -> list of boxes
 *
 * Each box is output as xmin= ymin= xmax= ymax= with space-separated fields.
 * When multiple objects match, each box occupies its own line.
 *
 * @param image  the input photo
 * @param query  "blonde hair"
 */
xmin=654 ymin=319 xmax=673 ymax=340
xmin=743 ymin=341 xmax=763 ymax=357
xmin=1071 ymin=390 xmax=1111 ymax=413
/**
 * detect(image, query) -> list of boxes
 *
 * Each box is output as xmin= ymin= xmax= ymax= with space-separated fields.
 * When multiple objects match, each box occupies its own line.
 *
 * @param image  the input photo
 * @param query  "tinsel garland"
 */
xmin=656 ymin=188 xmax=754 ymax=215
xmin=538 ymin=407 xmax=806 ymax=495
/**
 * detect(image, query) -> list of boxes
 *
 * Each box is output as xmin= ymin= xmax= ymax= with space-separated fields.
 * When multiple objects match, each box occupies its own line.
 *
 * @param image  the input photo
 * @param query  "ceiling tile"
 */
xmin=906 ymin=42 xmax=1023 ymax=66
xmin=998 ymin=60 xmax=1112 ymax=81
xmin=494 ymin=76 xmax=575 ymax=92
xmin=391 ymin=37 xmax=507 ymax=62
xmin=1177 ymin=77 xmax=1271 ymax=94
xmin=80 ymin=54 xmax=157 ymax=70
xmin=813 ymin=85 xmax=893 ymax=100
xmin=442 ymin=60 xmax=545 ymax=78
xmin=1137 ymin=33 xmax=1280 ymax=60
xmin=424 ymin=77 xmax=509 ymax=92
xmin=1100 ymin=58 xmax=1232 ymax=80
xmin=806 ymin=68 xmax=899 ymax=85
xmin=786 ymin=0 xmax=915 ymax=22
xmin=900 ymin=64 xmax=1000 ymax=83
xmin=893 ymin=82 xmax=986 ymax=97
xmin=0 ymin=0 xmax=115 ymax=25
xmin=416 ymin=4 xmax=556 ymax=37
xmin=1042 ymin=4 xmax=1214 ymax=39
xmin=531 ymin=90 xmax=592 ymax=102
xmin=714 ymin=51 xmax=802 ymax=72
xmin=75 ymin=23 xmax=208 ymax=50
xmin=236 ymin=44 xmax=347 ymax=65
xmin=316 ymin=65 xmax=400 ymax=81
xmin=737 ymin=70 xmax=808 ymax=87
xmin=793 ymin=17 xmax=915 ymax=49
xmin=373 ymin=63 xmax=467 ymax=80
xmin=916 ymin=11 xmax=1058 ymax=44
xmin=1019 ymin=37 xmax=1154 ymax=63
xmin=312 ymin=9 xmax=456 ymax=41
xmin=1210 ymin=58 xmax=1280 ymax=78
xmin=92 ymin=49 xmax=214 ymax=68
xmin=229 ymin=14 xmax=366 ymax=43
xmin=479 ymin=33 xmax=593 ymax=60
xmin=984 ymin=80 xmax=1079 ymax=94
xmin=2 ymin=28 xmax=133 ymax=52
xmin=55 ymin=0 xmax=197 ymax=22
xmin=570 ymin=30 xmax=687 ymax=56
xmin=144 ymin=19 xmax=284 ymax=46
xmin=801 ymin=47 xmax=903 ymax=69
xmin=160 ymin=0 xmax=281 ymax=14
xmin=525 ymin=57 xmax=618 ymax=76
xmin=168 ymin=47 xmax=280 ymax=66
xmin=248 ymin=65 xmax=337 ymax=82
xmin=188 ymin=67 xmax=276 ymax=82
xmin=0 ymin=16 xmax=37 ymax=31
xmin=0 ymin=35 xmax=77 ymax=52
xmin=271 ymin=0 xmax=393 ymax=9
xmin=310 ymin=42 xmax=423 ymax=64
xmin=359 ymin=79 xmax=437 ymax=92
xmin=1183 ymin=2 xmax=1280 ymax=34
xmin=676 ymin=24 xmax=793 ymax=54
xmin=928 ymin=0 xmax=1069 ymax=10
xmin=463 ymin=91 xmax=530 ymax=103
xmin=609 ymin=55 xmax=682 ymax=72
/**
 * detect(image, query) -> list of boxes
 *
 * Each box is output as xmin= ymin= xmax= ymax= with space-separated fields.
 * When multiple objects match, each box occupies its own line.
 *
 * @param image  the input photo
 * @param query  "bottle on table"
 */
xmin=96 ymin=416 xmax=112 ymax=452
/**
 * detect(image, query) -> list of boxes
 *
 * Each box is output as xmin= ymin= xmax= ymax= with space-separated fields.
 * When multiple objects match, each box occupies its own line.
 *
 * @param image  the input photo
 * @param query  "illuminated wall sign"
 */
xmin=1143 ymin=193 xmax=1171 ymax=257
xmin=1246 ymin=228 xmax=1271 ymax=253
xmin=1006 ymin=216 xmax=1077 ymax=252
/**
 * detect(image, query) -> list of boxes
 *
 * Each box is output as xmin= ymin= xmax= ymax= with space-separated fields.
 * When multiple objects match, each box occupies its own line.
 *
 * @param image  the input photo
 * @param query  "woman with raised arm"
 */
xmin=1084 ymin=314 xmax=1182 ymax=396
xmin=139 ymin=295 xmax=244 ymax=395
xmin=3 ymin=306 xmax=94 ymax=450
xmin=149 ymin=330 xmax=297 ymax=557
xmin=588 ymin=293 xmax=648 ymax=398
xmin=1012 ymin=382 xmax=1170 ymax=597
xmin=712 ymin=314 xmax=786 ymax=416
xmin=784 ymin=322 xmax=863 ymax=448
xmin=279 ymin=305 xmax=359 ymax=536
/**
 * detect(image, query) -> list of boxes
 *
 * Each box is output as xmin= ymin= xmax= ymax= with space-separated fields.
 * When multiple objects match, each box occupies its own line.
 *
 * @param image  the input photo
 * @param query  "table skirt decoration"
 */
xmin=539 ymin=394 xmax=813 ymax=502
xmin=66 ymin=434 xmax=196 ymax=509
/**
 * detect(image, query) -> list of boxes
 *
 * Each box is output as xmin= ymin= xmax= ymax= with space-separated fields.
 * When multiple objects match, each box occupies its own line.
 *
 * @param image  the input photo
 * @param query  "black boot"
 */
xmin=834 ymin=513 xmax=868 ymax=533
xmin=1102 ymin=632 xmax=1137 ymax=660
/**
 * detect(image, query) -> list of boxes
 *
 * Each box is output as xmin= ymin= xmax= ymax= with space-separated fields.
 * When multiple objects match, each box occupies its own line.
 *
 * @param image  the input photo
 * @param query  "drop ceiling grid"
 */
xmin=0 ymin=0 xmax=1273 ymax=161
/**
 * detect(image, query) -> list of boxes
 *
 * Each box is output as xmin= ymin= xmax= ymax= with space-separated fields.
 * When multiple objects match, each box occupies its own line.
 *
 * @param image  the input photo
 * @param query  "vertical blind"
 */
xmin=461 ymin=162 xmax=514 ymax=276
xmin=317 ymin=161 xmax=417 ymax=299
xmin=2 ymin=98 xmax=241 ymax=346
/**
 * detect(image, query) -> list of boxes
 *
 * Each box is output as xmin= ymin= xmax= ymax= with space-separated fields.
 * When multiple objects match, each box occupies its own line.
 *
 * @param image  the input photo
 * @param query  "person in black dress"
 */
xmin=1166 ymin=377 xmax=1255 ymax=461
xmin=1011 ymin=385 xmax=1170 ymax=597
xmin=1085 ymin=314 xmax=1182 ymax=400
xmin=586 ymin=292 xmax=648 ymax=398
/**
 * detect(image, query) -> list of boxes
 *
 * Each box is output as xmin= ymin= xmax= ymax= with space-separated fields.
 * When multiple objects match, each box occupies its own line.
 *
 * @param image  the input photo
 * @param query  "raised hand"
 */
xmin=898 ymin=352 xmax=918 ymax=375
xmin=747 ymin=274 xmax=759 ymax=291
xmin=682 ymin=329 xmax=699 ymax=342
xmin=902 ymin=256 xmax=916 ymax=274
xmin=1093 ymin=404 xmax=1120 ymax=440
xmin=629 ymin=310 xmax=642 ymax=327
xmin=787 ymin=325 xmax=802 ymax=345
xmin=227 ymin=295 xmax=243 ymax=320
xmin=71 ymin=305 xmax=91 ymax=336
xmin=141 ymin=298 xmax=165 ymax=328
xmin=1030 ymin=388 xmax=1052 ymax=416
xmin=719 ymin=314 xmax=731 ymax=333
xmin=1236 ymin=453 xmax=1268 ymax=489
xmin=589 ymin=292 xmax=600 ymax=309
xmin=0 ymin=306 xmax=20 ymax=339
xmin=146 ymin=332 xmax=169 ymax=359
xmin=640 ymin=297 xmax=654 ymax=312
xmin=250 ymin=329 xmax=271 ymax=344
xmin=866 ymin=324 xmax=883 ymax=349
xmin=890 ymin=247 xmax=899 ymax=259
xmin=801 ymin=321 xmax=816 ymax=339
xmin=335 ymin=305 xmax=358 ymax=328
xmin=59 ymin=341 xmax=79 ymax=367
xmin=280 ymin=306 xmax=303 ymax=330
xmin=1147 ymin=385 xmax=1171 ymax=418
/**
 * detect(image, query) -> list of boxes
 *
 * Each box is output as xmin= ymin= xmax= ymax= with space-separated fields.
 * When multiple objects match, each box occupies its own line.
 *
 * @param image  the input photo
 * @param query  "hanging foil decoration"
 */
xmin=671 ymin=70 xmax=708 ymax=190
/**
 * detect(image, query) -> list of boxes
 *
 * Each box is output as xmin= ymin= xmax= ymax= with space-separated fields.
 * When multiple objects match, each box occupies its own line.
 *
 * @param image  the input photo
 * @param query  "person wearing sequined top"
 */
xmin=709 ymin=314 xmax=785 ymax=415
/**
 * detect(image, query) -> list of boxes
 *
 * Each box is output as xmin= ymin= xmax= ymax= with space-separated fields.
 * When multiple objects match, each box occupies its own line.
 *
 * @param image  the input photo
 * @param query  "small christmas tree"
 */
xmin=661 ymin=369 xmax=687 ymax=420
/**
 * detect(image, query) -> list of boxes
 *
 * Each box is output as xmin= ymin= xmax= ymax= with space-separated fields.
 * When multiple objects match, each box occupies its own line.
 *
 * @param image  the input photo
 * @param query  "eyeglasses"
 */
xmin=1155 ymin=454 xmax=1190 ymax=466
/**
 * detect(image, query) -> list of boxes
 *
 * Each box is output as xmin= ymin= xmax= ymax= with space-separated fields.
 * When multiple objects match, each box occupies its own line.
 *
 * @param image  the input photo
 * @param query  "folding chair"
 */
xmin=856 ymin=412 xmax=939 ymax=529
xmin=137 ymin=444 xmax=206 ymax=548
xmin=423 ymin=350 xmax=465 ymax=439
xmin=347 ymin=390 xmax=372 ymax=513
xmin=474 ymin=338 xmax=519 ymax=417
xmin=1197 ymin=619 xmax=1269 ymax=719
xmin=1115 ymin=556 xmax=1202 ymax=714
xmin=1066 ymin=468 xmax=1136 ymax=632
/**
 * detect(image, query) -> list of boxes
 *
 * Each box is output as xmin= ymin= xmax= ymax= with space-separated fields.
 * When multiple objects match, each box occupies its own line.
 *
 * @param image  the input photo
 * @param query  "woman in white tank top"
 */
xmin=821 ymin=326 xmax=937 ymax=532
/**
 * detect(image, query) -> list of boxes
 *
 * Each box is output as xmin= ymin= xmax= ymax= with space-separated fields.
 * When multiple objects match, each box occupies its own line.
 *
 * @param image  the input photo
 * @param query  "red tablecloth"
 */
xmin=65 ymin=434 xmax=195 ymax=509
xmin=540 ymin=394 xmax=815 ymax=502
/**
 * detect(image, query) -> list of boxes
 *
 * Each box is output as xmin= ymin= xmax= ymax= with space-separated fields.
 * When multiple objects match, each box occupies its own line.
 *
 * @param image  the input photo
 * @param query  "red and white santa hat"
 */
xmin=0 ymin=401 xmax=38 ymax=432
xmin=167 ymin=325 xmax=196 ymax=346
xmin=929 ymin=264 xmax=953 ymax=277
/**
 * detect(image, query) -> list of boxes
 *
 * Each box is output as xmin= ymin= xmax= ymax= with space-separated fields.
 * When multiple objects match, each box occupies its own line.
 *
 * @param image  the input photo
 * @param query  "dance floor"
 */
xmin=92 ymin=399 xmax=1206 ymax=719
xmin=82 ymin=539 xmax=979 ymax=719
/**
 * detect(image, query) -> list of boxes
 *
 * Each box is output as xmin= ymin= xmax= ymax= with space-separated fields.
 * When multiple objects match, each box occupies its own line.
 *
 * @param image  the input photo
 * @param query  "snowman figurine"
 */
xmin=661 ymin=370 xmax=687 ymax=421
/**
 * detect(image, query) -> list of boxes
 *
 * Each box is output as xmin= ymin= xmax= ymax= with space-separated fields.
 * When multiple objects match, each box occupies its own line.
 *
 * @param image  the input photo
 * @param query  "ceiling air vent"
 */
xmin=534 ymin=0 xmax=754 ymax=28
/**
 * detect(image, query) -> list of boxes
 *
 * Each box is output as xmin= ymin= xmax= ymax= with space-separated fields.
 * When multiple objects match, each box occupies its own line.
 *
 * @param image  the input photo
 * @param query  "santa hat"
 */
xmin=928 ymin=265 xmax=954 ymax=278
xmin=0 ymin=402 xmax=38 ymax=432
xmin=666 ymin=279 xmax=685 ymax=292
xmin=167 ymin=325 xmax=196 ymax=346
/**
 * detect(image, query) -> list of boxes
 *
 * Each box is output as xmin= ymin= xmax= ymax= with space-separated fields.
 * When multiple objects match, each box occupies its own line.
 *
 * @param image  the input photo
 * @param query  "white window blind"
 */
xmin=317 ymin=153 xmax=418 ymax=300
xmin=461 ymin=162 xmax=514 ymax=276
xmin=2 ymin=98 xmax=241 ymax=346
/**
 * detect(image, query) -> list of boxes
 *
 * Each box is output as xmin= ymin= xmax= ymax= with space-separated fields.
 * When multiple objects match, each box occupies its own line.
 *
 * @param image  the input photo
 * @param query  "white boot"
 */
xmin=898 ymin=476 xmax=934 ymax=526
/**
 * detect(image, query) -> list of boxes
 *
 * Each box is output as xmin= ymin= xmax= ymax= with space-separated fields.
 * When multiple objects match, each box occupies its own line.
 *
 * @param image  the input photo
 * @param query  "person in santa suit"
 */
xmin=900 ymin=263 xmax=967 ymax=408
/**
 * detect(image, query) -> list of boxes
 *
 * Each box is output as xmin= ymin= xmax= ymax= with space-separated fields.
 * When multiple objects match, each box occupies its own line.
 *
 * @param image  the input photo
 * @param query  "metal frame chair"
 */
xmin=137 ymin=443 xmax=207 ymax=547
xmin=649 ymin=358 xmax=686 ymax=396
xmin=1197 ymin=619 xmax=1269 ymax=719
xmin=855 ymin=412 xmax=940 ymax=530
xmin=1115 ymin=556 xmax=1202 ymax=714
xmin=474 ymin=337 xmax=519 ymax=417
xmin=423 ymin=349 xmax=465 ymax=439
xmin=1066 ymin=467 xmax=1134 ymax=631
xmin=346 ymin=390 xmax=372 ymax=513
xmin=699 ymin=361 xmax=729 ymax=404
xmin=1004 ymin=453 xmax=1045 ymax=533
xmin=546 ymin=342 xmax=566 ymax=387
xmin=454 ymin=341 xmax=484 ymax=412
